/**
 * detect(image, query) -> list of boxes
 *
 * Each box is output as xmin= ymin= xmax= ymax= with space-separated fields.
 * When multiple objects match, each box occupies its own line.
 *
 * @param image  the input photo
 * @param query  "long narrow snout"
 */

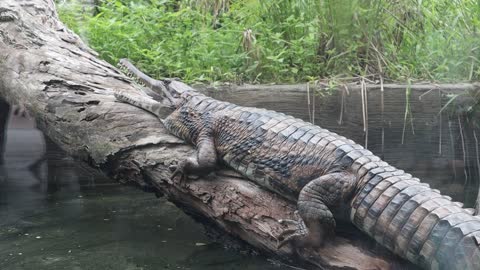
xmin=117 ymin=58 xmax=178 ymax=108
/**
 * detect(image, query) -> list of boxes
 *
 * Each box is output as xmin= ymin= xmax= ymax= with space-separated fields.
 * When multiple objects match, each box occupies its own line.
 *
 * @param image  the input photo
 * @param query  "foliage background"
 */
xmin=57 ymin=0 xmax=480 ymax=84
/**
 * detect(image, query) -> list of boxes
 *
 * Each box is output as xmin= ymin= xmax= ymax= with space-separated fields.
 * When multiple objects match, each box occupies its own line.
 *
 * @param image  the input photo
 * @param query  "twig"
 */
xmin=337 ymin=85 xmax=347 ymax=125
xmin=376 ymin=50 xmax=385 ymax=155
xmin=401 ymin=87 xmax=409 ymax=144
xmin=306 ymin=82 xmax=312 ymax=123
xmin=438 ymin=90 xmax=443 ymax=155
xmin=361 ymin=78 xmax=368 ymax=148
xmin=418 ymin=88 xmax=438 ymax=100
xmin=449 ymin=120 xmax=458 ymax=182
xmin=380 ymin=75 xmax=385 ymax=155
xmin=439 ymin=114 xmax=443 ymax=156
xmin=312 ymin=82 xmax=316 ymax=125
xmin=370 ymin=40 xmax=389 ymax=67
xmin=401 ymin=82 xmax=415 ymax=144
xmin=473 ymin=129 xmax=480 ymax=215
xmin=457 ymin=115 xmax=468 ymax=188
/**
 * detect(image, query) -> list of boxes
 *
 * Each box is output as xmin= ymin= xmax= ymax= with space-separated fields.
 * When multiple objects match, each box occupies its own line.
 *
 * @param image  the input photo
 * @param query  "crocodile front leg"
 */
xmin=278 ymin=172 xmax=356 ymax=249
xmin=171 ymin=136 xmax=217 ymax=182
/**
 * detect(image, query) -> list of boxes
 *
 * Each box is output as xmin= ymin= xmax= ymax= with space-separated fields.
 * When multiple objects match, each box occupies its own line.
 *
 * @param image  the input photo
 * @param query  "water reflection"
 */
xmin=0 ymin=100 xmax=278 ymax=270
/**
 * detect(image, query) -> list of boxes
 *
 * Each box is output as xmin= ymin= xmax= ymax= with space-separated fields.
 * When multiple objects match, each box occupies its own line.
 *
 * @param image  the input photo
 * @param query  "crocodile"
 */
xmin=114 ymin=59 xmax=480 ymax=270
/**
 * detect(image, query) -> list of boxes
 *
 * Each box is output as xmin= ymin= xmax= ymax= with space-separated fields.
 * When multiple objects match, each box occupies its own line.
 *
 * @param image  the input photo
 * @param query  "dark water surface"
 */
xmin=1 ymin=85 xmax=479 ymax=270
xmin=0 ymin=115 xmax=278 ymax=270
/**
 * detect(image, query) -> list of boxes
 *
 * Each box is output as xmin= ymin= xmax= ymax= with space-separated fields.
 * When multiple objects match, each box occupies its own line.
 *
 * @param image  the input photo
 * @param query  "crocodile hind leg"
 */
xmin=278 ymin=172 xmax=356 ymax=249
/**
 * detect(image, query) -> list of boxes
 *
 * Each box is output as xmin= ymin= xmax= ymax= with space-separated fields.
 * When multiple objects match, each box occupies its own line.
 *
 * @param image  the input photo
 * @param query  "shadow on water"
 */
xmin=0 ymin=99 xmax=279 ymax=270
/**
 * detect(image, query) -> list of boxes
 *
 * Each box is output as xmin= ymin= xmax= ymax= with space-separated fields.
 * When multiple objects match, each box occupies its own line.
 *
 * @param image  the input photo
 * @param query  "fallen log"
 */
xmin=0 ymin=1 xmax=416 ymax=269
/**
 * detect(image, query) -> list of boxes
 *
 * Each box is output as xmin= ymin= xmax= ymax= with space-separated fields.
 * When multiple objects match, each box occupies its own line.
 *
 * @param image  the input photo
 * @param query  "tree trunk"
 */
xmin=0 ymin=1 xmax=416 ymax=269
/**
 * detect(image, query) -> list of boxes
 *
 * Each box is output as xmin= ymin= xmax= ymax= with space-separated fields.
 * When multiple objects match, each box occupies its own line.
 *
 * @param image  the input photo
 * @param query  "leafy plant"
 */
xmin=56 ymin=0 xmax=480 ymax=84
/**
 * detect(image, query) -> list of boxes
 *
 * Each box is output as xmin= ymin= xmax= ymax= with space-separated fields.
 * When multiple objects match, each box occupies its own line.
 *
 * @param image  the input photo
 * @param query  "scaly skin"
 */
xmin=114 ymin=59 xmax=480 ymax=270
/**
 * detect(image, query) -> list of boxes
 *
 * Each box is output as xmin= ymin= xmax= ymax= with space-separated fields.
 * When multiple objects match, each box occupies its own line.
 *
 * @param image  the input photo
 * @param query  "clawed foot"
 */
xmin=277 ymin=211 xmax=309 ymax=249
xmin=169 ymin=163 xmax=187 ymax=183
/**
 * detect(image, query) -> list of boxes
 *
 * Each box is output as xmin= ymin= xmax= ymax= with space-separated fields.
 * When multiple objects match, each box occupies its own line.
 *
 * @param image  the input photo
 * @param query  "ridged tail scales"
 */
xmin=351 ymin=161 xmax=480 ymax=269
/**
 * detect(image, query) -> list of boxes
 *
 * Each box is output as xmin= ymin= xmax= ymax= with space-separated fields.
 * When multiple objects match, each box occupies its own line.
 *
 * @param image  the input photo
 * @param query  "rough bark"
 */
xmin=0 ymin=1 xmax=421 ymax=269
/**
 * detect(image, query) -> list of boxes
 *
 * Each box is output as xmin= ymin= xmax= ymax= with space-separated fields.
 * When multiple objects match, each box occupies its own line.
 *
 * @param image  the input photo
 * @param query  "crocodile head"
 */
xmin=118 ymin=58 xmax=196 ymax=109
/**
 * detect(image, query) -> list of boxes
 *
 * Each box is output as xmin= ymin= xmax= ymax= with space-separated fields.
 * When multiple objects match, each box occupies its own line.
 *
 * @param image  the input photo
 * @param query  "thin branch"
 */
xmin=474 ymin=129 xmax=480 ymax=215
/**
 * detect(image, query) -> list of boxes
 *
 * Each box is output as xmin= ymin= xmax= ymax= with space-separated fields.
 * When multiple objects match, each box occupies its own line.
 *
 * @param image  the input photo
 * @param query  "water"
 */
xmin=1 ymin=85 xmax=478 ymax=270
xmin=0 ymin=112 xmax=278 ymax=270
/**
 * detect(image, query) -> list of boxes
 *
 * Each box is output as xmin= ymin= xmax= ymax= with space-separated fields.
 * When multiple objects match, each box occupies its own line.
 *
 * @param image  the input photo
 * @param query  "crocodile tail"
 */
xmin=114 ymin=90 xmax=164 ymax=117
xmin=349 ymin=161 xmax=480 ymax=270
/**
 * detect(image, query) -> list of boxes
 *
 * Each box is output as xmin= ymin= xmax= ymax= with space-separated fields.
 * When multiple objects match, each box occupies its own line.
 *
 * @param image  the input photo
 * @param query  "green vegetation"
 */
xmin=57 ymin=0 xmax=480 ymax=84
